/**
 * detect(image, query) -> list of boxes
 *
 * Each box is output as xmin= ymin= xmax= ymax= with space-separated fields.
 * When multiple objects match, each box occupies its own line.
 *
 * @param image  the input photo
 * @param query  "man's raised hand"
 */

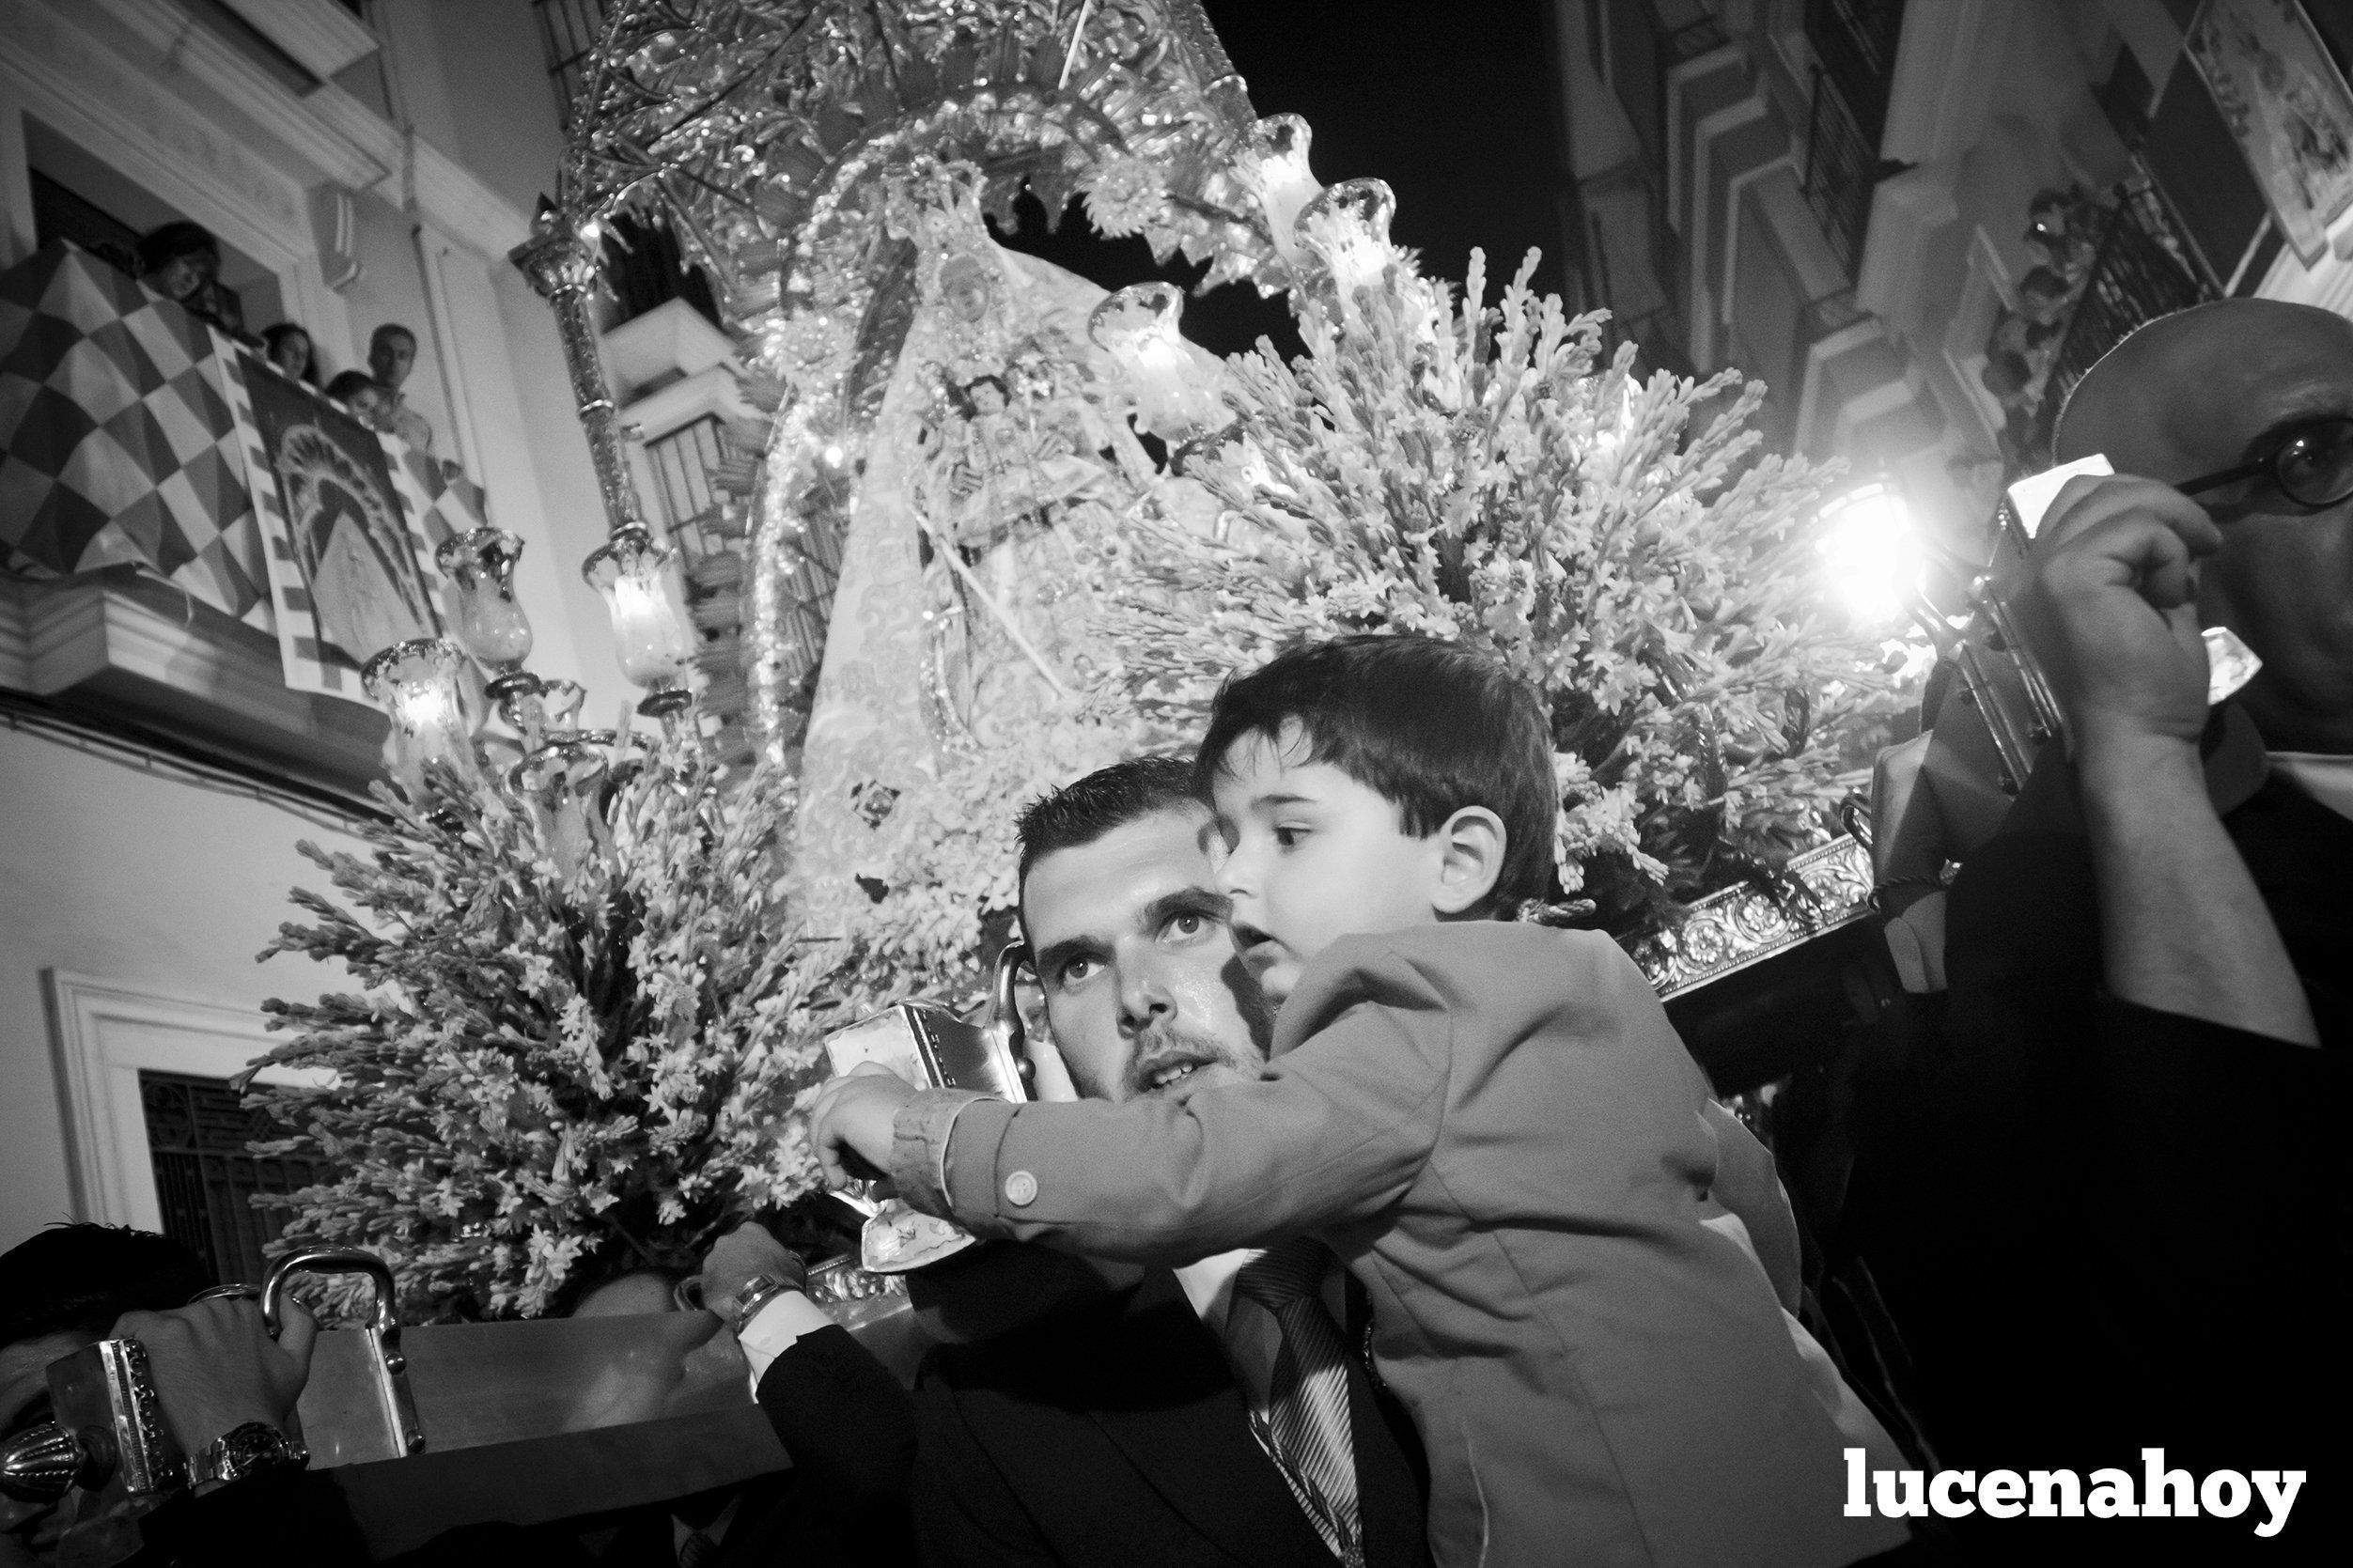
xmin=2025 ymin=473 xmax=2221 ymax=752
xmin=808 ymin=1062 xmax=918 ymax=1189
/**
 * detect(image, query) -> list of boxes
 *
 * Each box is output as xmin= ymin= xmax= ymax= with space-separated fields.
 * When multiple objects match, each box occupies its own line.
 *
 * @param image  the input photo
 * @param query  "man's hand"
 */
xmin=2025 ymin=474 xmax=2221 ymax=752
xmin=809 ymin=1063 xmax=918 ymax=1188
xmin=698 ymin=1221 xmax=803 ymax=1321
xmin=112 ymin=1296 xmax=317 ymax=1454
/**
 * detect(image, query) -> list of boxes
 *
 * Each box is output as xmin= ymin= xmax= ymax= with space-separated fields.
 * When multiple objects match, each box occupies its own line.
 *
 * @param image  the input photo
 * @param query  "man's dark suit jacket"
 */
xmin=578 ymin=1323 xmax=921 ymax=1567
xmin=912 ymin=1264 xmax=1431 ymax=1567
xmin=1848 ymin=736 xmax=2346 ymax=1557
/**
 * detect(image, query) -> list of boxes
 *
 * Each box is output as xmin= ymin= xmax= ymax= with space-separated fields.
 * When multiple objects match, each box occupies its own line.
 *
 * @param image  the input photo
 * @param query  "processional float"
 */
xmin=2 ymin=1 xmax=1288 ymax=1558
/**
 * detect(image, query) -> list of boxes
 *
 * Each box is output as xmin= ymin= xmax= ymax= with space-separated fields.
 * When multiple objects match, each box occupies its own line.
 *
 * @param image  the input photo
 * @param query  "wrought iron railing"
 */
xmin=2024 ymin=173 xmax=2218 ymax=463
xmin=1801 ymin=66 xmax=1880 ymax=279
xmin=1802 ymin=0 xmax=1904 ymax=143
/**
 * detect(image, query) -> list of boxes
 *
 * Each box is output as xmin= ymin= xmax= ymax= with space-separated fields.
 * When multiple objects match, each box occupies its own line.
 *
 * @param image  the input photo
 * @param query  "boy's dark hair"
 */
xmin=369 ymin=322 xmax=417 ymax=351
xmin=1015 ymin=755 xmax=1200 ymax=908
xmin=0 ymin=1223 xmax=211 ymax=1349
xmin=1194 ymin=633 xmax=1558 ymax=911
xmin=324 ymin=369 xmax=381 ymax=404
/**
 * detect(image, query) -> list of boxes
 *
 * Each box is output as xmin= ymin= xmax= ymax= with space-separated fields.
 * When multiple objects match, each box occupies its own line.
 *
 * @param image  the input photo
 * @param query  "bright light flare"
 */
xmin=1816 ymin=483 xmax=1923 ymax=627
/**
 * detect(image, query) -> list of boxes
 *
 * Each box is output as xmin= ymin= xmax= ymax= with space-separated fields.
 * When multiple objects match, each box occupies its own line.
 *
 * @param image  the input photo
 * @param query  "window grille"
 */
xmin=139 ymin=1071 xmax=331 ymax=1288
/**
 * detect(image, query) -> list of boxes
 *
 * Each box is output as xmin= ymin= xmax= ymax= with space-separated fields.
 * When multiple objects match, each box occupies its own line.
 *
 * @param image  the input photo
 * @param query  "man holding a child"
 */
xmin=818 ymin=635 xmax=1909 ymax=1568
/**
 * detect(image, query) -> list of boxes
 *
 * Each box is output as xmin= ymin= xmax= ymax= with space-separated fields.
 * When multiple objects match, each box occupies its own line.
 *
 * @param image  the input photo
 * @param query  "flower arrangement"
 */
xmin=1100 ymin=247 xmax=1909 ymax=936
xmin=246 ymin=733 xmax=832 ymax=1319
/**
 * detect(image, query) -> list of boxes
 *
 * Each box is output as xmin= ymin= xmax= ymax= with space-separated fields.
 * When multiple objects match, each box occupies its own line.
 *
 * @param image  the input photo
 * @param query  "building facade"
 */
xmin=0 ymin=0 xmax=734 ymax=1267
xmin=1558 ymin=0 xmax=2353 ymax=551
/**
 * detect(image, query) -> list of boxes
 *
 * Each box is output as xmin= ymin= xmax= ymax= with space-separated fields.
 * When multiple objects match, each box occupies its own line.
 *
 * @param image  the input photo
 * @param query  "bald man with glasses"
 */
xmin=1850 ymin=302 xmax=2347 ymax=1553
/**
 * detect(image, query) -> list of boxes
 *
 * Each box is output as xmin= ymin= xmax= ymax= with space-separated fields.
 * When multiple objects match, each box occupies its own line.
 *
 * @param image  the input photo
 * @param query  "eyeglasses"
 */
xmin=2178 ymin=415 xmax=2353 ymax=509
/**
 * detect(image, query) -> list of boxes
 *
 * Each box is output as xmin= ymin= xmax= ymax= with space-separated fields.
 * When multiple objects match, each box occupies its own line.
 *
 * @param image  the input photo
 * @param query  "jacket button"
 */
xmin=1004 ymin=1171 xmax=1038 ymax=1206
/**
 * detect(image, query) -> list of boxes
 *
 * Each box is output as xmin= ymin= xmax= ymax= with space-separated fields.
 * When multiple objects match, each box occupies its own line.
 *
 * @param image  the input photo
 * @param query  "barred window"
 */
xmin=140 ymin=1071 xmax=330 ymax=1288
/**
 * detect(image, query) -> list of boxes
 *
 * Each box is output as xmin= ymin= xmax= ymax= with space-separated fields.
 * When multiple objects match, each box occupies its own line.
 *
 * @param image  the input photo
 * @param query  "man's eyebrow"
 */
xmin=1031 ymin=935 xmax=1103 ymax=980
xmin=1139 ymin=887 xmax=1231 ymax=929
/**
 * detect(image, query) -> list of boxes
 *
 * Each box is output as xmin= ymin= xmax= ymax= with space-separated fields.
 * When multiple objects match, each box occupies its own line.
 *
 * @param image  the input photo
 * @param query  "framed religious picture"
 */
xmin=2186 ymin=0 xmax=2353 ymax=266
xmin=220 ymin=348 xmax=451 ymax=700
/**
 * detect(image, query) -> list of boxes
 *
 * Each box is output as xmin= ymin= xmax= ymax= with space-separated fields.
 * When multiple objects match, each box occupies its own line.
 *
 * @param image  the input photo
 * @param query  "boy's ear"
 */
xmin=1429 ymin=806 xmax=1507 ymax=916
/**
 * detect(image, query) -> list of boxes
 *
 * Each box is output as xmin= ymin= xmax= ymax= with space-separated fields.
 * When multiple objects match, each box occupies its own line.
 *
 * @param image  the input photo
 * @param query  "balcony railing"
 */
xmin=1802 ymin=0 xmax=1904 ymax=143
xmin=1801 ymin=67 xmax=1881 ymax=280
xmin=2023 ymin=173 xmax=2218 ymax=463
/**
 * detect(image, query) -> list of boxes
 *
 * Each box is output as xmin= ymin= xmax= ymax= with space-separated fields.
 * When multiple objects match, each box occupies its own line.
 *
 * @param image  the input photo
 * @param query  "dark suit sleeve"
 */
xmin=2081 ymin=994 xmax=2344 ymax=1440
xmin=751 ymin=1324 xmax=920 ymax=1563
xmin=909 ymin=1372 xmax=1067 ymax=1566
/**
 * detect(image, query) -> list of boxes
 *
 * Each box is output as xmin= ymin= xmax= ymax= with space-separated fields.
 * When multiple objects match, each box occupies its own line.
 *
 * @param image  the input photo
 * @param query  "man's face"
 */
xmin=2061 ymin=305 xmax=2353 ymax=753
xmin=1 ymin=1330 xmax=95 ymax=1562
xmin=369 ymin=332 xmax=416 ymax=391
xmin=1021 ymin=806 xmax=1270 ymax=1103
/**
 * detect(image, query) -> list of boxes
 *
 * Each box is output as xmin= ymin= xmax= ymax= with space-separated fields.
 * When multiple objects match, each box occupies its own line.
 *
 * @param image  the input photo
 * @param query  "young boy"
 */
xmin=813 ymin=635 xmax=1908 ymax=1568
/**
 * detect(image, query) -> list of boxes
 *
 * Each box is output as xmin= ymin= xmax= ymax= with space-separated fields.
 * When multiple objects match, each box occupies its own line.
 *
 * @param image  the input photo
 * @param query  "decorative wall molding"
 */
xmin=0 ymin=0 xmax=312 ymax=243
xmin=43 ymin=970 xmax=326 ymax=1231
xmin=75 ymin=0 xmax=531 ymax=259
xmin=219 ymin=0 xmax=379 ymax=82
xmin=0 ymin=574 xmax=388 ymax=793
xmin=85 ymin=0 xmax=387 ymax=192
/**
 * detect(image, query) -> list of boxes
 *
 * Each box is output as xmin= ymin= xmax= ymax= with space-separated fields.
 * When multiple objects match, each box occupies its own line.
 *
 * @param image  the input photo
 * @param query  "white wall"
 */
xmin=0 ymin=727 xmax=360 ymax=1252
xmin=0 ymin=0 xmax=644 ymax=1243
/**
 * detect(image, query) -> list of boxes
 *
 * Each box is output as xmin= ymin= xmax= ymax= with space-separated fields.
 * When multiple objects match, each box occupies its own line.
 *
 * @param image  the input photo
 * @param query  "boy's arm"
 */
xmin=1700 ymin=1100 xmax=1803 ymax=1313
xmin=888 ymin=955 xmax=1450 ymax=1265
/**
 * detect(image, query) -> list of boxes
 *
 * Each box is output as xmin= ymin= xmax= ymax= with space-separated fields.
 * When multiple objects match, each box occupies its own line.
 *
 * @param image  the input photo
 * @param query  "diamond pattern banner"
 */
xmin=0 ymin=241 xmax=269 ymax=627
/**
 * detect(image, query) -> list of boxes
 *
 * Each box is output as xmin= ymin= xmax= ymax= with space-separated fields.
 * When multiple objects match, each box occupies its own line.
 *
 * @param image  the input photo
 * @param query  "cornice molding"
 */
xmin=71 ymin=0 xmax=531 ymax=260
xmin=84 ymin=0 xmax=387 ymax=191
xmin=2 ymin=574 xmax=385 ymax=792
xmin=218 ymin=0 xmax=378 ymax=82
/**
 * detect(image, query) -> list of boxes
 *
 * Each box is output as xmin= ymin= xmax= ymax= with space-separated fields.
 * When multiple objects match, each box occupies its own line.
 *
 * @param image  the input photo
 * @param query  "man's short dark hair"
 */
xmin=1194 ymin=633 xmax=1558 ymax=911
xmin=1015 ymin=755 xmax=1201 ymax=906
xmin=134 ymin=221 xmax=219 ymax=278
xmin=0 ymin=1224 xmax=210 ymax=1349
xmin=370 ymin=322 xmax=417 ymax=351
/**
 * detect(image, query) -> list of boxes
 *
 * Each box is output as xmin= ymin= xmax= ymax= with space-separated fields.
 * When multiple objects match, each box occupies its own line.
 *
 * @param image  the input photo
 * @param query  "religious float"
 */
xmin=4 ymin=2 xmax=1939 ymax=1555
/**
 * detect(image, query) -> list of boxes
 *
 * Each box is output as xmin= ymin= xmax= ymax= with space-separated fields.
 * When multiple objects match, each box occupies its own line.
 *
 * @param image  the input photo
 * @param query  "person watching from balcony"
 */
xmin=261 ymin=323 xmax=318 ymax=388
xmin=1852 ymin=299 xmax=2346 ymax=1531
xmin=133 ymin=222 xmax=224 ymax=323
xmin=323 ymin=369 xmax=392 ymax=434
xmin=367 ymin=324 xmax=437 ymax=455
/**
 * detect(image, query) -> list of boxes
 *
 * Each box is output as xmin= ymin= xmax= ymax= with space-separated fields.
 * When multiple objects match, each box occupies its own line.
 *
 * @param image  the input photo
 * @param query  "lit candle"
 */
xmin=1236 ymin=115 xmax=1320 ymax=265
xmin=361 ymin=638 xmax=484 ymax=800
xmin=582 ymin=527 xmax=697 ymax=715
xmin=435 ymin=528 xmax=534 ymax=680
xmin=1088 ymin=283 xmax=1222 ymax=443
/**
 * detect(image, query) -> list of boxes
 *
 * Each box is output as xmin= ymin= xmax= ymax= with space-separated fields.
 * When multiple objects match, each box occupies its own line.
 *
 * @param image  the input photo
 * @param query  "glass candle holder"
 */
xmin=582 ymin=527 xmax=696 ymax=716
xmin=510 ymin=732 xmax=616 ymax=881
xmin=1236 ymin=114 xmax=1320 ymax=266
xmin=1088 ymin=283 xmax=1222 ymax=443
xmin=361 ymin=638 xmax=484 ymax=801
xmin=435 ymin=528 xmax=534 ymax=691
xmin=1295 ymin=178 xmax=1396 ymax=326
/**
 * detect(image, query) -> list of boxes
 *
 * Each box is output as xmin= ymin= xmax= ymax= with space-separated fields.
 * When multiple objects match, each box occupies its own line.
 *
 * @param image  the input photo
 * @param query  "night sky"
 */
xmin=993 ymin=0 xmax=1570 ymax=359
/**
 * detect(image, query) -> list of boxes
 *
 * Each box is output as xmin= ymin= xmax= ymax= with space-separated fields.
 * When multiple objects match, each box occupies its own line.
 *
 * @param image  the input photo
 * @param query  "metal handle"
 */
xmin=261 ymin=1250 xmax=397 ymax=1337
xmin=263 ymin=1250 xmax=424 ymax=1456
xmin=988 ymin=940 xmax=1033 ymax=1089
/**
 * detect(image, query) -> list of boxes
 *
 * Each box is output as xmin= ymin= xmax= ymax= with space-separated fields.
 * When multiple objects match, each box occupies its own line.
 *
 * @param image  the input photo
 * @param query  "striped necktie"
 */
xmin=1235 ymin=1237 xmax=1364 ymax=1567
